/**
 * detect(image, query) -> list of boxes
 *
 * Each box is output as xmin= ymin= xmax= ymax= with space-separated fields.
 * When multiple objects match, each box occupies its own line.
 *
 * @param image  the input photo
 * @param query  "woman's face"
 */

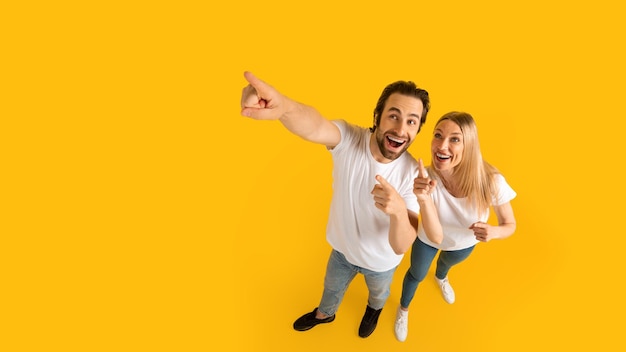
xmin=431 ymin=119 xmax=464 ymax=172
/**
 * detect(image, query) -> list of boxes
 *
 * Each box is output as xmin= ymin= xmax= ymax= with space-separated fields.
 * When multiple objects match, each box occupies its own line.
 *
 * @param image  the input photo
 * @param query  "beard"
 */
xmin=375 ymin=128 xmax=411 ymax=161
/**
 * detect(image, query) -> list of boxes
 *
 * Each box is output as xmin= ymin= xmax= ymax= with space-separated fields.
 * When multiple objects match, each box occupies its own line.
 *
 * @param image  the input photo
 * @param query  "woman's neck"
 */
xmin=439 ymin=172 xmax=462 ymax=198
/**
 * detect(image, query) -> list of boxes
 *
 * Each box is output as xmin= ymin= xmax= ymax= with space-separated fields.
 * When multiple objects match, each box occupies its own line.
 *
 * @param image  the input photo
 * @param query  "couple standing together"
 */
xmin=239 ymin=71 xmax=517 ymax=342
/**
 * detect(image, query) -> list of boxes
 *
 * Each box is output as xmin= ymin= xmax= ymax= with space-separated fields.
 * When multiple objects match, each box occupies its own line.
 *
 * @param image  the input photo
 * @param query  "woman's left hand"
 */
xmin=469 ymin=221 xmax=498 ymax=242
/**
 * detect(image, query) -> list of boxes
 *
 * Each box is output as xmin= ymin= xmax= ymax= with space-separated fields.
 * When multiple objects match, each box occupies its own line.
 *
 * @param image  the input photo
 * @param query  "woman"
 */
xmin=394 ymin=111 xmax=517 ymax=342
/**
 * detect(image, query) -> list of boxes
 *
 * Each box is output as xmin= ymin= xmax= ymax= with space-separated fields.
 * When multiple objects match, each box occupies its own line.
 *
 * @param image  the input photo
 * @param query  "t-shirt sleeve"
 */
xmin=404 ymin=193 xmax=420 ymax=214
xmin=329 ymin=119 xmax=350 ymax=153
xmin=493 ymin=174 xmax=517 ymax=205
xmin=404 ymin=166 xmax=420 ymax=214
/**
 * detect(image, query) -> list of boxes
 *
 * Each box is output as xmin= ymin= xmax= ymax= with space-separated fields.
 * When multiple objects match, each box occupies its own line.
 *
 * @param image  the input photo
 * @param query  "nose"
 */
xmin=396 ymin=120 xmax=411 ymax=137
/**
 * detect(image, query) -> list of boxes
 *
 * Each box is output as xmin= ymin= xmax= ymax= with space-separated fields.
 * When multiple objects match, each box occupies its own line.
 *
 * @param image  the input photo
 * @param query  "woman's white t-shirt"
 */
xmin=417 ymin=171 xmax=517 ymax=251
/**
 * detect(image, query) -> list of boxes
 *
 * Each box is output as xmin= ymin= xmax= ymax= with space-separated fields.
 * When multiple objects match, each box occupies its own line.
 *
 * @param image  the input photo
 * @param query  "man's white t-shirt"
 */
xmin=325 ymin=120 xmax=420 ymax=272
xmin=417 ymin=171 xmax=517 ymax=251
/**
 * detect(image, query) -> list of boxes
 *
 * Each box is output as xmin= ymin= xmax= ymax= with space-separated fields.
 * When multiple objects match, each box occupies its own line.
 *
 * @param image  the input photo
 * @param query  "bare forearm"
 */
xmin=240 ymin=72 xmax=341 ymax=147
xmin=279 ymin=100 xmax=339 ymax=146
xmin=493 ymin=202 xmax=516 ymax=240
xmin=495 ymin=222 xmax=516 ymax=239
xmin=388 ymin=212 xmax=418 ymax=255
xmin=418 ymin=198 xmax=443 ymax=244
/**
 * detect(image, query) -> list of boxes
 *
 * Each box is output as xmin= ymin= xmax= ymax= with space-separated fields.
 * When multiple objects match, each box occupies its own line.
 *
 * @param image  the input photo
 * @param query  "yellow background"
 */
xmin=2 ymin=1 xmax=624 ymax=351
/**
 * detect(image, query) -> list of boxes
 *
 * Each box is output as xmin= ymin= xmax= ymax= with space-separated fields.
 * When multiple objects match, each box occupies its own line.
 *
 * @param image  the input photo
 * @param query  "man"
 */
xmin=240 ymin=71 xmax=440 ymax=338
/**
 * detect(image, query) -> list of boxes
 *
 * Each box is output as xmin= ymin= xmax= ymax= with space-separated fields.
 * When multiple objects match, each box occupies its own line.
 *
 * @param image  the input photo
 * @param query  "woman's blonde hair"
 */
xmin=430 ymin=111 xmax=499 ymax=216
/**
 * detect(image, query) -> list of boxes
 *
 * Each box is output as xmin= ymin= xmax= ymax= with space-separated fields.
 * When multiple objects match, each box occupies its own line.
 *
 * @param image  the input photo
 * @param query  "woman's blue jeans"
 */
xmin=400 ymin=238 xmax=475 ymax=308
xmin=318 ymin=249 xmax=396 ymax=317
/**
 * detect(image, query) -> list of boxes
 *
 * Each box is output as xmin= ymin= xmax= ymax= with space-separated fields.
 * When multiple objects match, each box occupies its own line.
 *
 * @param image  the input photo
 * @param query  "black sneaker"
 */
xmin=293 ymin=307 xmax=336 ymax=331
xmin=358 ymin=305 xmax=382 ymax=338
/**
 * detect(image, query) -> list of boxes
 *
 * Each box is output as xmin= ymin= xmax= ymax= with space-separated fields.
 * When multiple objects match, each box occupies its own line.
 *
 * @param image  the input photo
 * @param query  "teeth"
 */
xmin=388 ymin=136 xmax=405 ymax=144
xmin=437 ymin=153 xmax=450 ymax=159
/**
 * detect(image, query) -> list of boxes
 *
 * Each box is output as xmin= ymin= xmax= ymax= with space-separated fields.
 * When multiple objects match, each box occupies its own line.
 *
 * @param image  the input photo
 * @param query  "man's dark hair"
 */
xmin=370 ymin=81 xmax=430 ymax=133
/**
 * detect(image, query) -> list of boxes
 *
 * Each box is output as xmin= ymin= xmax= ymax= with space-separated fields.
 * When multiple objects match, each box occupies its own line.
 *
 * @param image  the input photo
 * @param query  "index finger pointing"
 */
xmin=244 ymin=71 xmax=270 ymax=94
xmin=418 ymin=158 xmax=429 ymax=178
xmin=375 ymin=175 xmax=390 ymax=188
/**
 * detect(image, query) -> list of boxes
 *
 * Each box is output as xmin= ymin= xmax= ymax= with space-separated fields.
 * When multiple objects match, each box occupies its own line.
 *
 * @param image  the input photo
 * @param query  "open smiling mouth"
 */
xmin=386 ymin=135 xmax=406 ymax=149
xmin=436 ymin=152 xmax=451 ymax=161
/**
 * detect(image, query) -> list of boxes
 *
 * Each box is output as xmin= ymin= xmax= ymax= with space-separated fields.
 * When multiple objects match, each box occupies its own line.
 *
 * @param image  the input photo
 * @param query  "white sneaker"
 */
xmin=436 ymin=276 xmax=456 ymax=304
xmin=394 ymin=305 xmax=409 ymax=342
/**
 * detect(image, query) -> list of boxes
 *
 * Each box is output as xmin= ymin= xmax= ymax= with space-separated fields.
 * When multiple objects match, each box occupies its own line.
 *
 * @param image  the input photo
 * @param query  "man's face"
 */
xmin=373 ymin=93 xmax=423 ymax=162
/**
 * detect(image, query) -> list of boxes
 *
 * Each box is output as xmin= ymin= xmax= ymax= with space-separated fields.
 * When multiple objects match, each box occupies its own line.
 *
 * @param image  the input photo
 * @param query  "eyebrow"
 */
xmin=434 ymin=128 xmax=462 ymax=135
xmin=388 ymin=107 xmax=421 ymax=119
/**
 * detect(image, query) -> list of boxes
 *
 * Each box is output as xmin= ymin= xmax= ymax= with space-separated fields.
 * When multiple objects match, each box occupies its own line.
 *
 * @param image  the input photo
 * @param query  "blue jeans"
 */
xmin=400 ymin=238 xmax=475 ymax=308
xmin=318 ymin=250 xmax=396 ymax=317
